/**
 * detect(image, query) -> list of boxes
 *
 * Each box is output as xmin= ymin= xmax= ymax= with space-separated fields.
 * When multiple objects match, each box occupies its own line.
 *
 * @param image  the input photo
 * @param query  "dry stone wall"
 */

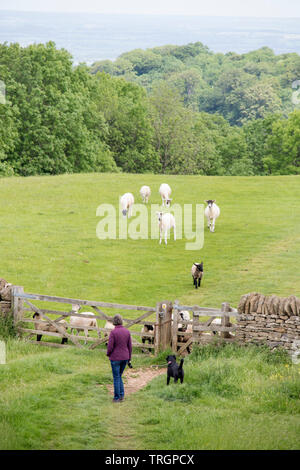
xmin=236 ymin=292 xmax=300 ymax=351
xmin=0 ymin=278 xmax=13 ymax=315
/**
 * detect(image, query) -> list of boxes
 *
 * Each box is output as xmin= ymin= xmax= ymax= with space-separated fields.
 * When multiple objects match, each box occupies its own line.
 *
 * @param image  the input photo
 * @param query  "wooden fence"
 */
xmin=11 ymin=286 xmax=237 ymax=354
xmin=12 ymin=287 xmax=157 ymax=351
xmin=171 ymin=300 xmax=238 ymax=354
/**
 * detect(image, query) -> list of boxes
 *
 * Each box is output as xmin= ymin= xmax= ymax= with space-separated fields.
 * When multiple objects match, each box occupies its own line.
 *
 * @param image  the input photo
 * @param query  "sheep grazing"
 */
xmin=156 ymin=211 xmax=176 ymax=245
xmin=191 ymin=262 xmax=204 ymax=289
xmin=69 ymin=304 xmax=100 ymax=345
xmin=32 ymin=312 xmax=68 ymax=344
xmin=140 ymin=185 xmax=151 ymax=203
xmin=159 ymin=183 xmax=172 ymax=208
xmin=141 ymin=323 xmax=155 ymax=352
xmin=120 ymin=192 xmax=134 ymax=218
xmin=204 ymin=200 xmax=220 ymax=233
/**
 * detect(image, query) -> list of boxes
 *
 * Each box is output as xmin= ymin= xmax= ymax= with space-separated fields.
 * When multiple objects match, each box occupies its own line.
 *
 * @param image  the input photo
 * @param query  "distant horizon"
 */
xmin=1 ymin=9 xmax=300 ymax=18
xmin=1 ymin=10 xmax=300 ymax=63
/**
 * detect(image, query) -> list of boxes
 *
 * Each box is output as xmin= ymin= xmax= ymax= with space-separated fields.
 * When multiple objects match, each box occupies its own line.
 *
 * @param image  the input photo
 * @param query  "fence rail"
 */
xmin=12 ymin=287 xmax=237 ymax=354
xmin=13 ymin=288 xmax=156 ymax=351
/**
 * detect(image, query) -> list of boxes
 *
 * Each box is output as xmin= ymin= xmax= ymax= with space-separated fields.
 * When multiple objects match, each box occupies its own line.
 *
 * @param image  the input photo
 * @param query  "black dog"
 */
xmin=166 ymin=355 xmax=184 ymax=385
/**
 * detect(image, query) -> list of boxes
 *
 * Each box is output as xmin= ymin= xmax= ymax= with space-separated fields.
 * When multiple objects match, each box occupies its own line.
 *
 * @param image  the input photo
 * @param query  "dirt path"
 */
xmin=106 ymin=366 xmax=166 ymax=396
xmin=105 ymin=366 xmax=166 ymax=450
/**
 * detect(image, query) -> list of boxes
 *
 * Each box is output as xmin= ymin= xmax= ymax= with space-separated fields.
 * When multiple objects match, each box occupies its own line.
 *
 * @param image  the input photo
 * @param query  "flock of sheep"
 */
xmin=121 ymin=183 xmax=220 ymax=288
xmin=121 ymin=183 xmax=220 ymax=244
xmin=32 ymin=182 xmax=221 ymax=350
xmin=32 ymin=303 xmax=230 ymax=352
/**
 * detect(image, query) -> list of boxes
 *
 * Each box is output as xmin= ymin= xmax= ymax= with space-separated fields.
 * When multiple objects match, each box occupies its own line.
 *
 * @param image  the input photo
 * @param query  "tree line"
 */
xmin=0 ymin=41 xmax=299 ymax=176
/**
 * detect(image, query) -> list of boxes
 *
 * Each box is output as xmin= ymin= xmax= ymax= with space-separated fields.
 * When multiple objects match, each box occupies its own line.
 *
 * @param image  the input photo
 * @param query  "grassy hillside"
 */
xmin=0 ymin=173 xmax=299 ymax=308
xmin=0 ymin=173 xmax=300 ymax=450
xmin=0 ymin=341 xmax=299 ymax=450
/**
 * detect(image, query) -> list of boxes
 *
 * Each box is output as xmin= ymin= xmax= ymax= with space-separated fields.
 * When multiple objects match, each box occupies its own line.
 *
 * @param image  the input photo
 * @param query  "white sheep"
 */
xmin=177 ymin=323 xmax=193 ymax=353
xmin=178 ymin=310 xmax=191 ymax=331
xmin=32 ymin=312 xmax=68 ymax=344
xmin=120 ymin=192 xmax=134 ymax=218
xmin=156 ymin=211 xmax=176 ymax=245
xmin=140 ymin=185 xmax=151 ymax=203
xmin=103 ymin=320 xmax=114 ymax=339
xmin=159 ymin=183 xmax=172 ymax=208
xmin=210 ymin=318 xmax=234 ymax=337
xmin=69 ymin=304 xmax=100 ymax=345
xmin=204 ymin=200 xmax=220 ymax=233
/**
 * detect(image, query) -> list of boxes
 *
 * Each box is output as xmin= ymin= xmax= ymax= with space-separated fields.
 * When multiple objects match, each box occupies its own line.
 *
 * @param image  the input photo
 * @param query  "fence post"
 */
xmin=193 ymin=311 xmax=200 ymax=345
xmin=172 ymin=301 xmax=179 ymax=353
xmin=11 ymin=286 xmax=24 ymax=325
xmin=154 ymin=302 xmax=161 ymax=355
xmin=155 ymin=301 xmax=172 ymax=354
xmin=221 ymin=302 xmax=231 ymax=338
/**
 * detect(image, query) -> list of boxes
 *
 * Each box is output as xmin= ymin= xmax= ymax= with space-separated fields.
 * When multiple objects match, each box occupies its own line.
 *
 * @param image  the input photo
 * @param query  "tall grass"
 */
xmin=0 ymin=313 xmax=16 ymax=340
xmin=125 ymin=344 xmax=300 ymax=450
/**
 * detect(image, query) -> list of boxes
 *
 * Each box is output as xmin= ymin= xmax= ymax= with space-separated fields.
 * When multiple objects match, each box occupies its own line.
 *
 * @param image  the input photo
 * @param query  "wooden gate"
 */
xmin=11 ymin=286 xmax=239 ymax=355
xmin=13 ymin=288 xmax=156 ymax=351
xmin=172 ymin=301 xmax=238 ymax=354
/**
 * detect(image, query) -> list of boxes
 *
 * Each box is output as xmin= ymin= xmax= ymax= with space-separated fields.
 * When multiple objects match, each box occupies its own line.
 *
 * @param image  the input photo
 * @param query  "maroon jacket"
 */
xmin=106 ymin=325 xmax=132 ymax=361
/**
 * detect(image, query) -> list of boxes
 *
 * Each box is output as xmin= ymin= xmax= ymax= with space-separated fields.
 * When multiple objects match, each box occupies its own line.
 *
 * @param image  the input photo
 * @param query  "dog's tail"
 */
xmin=179 ymin=359 xmax=184 ymax=369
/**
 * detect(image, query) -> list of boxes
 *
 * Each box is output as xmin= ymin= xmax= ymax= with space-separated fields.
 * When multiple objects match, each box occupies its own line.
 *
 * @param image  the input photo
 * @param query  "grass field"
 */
xmin=0 ymin=173 xmax=300 ymax=450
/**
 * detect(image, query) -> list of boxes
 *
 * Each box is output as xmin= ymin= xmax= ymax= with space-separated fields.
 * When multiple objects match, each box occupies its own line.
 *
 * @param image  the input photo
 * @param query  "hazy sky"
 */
xmin=0 ymin=0 xmax=299 ymax=17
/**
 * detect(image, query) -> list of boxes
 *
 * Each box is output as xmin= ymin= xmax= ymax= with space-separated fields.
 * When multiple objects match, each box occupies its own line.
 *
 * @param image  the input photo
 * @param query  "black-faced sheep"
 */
xmin=141 ymin=323 xmax=155 ymax=352
xmin=191 ymin=262 xmax=203 ymax=288
xmin=120 ymin=192 xmax=134 ymax=218
xmin=156 ymin=211 xmax=176 ymax=245
xmin=159 ymin=183 xmax=172 ymax=208
xmin=176 ymin=311 xmax=192 ymax=353
xmin=32 ymin=312 xmax=68 ymax=344
xmin=69 ymin=304 xmax=100 ymax=344
xmin=204 ymin=200 xmax=220 ymax=233
xmin=177 ymin=323 xmax=193 ymax=354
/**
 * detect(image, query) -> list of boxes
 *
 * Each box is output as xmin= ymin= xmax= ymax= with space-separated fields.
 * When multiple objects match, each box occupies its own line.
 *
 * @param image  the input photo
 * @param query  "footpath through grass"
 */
xmin=0 ymin=340 xmax=299 ymax=450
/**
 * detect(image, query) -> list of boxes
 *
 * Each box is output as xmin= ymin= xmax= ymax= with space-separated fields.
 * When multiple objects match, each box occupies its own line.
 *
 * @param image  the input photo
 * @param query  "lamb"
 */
xmin=120 ymin=192 xmax=134 ymax=218
xmin=159 ymin=183 xmax=172 ymax=208
xmin=140 ymin=185 xmax=151 ymax=203
xmin=204 ymin=200 xmax=220 ymax=233
xmin=177 ymin=323 xmax=193 ymax=354
xmin=69 ymin=304 xmax=100 ymax=345
xmin=156 ymin=211 xmax=176 ymax=245
xmin=103 ymin=320 xmax=114 ymax=339
xmin=210 ymin=318 xmax=233 ymax=336
xmin=32 ymin=312 xmax=68 ymax=344
xmin=178 ymin=310 xmax=191 ymax=331
xmin=191 ymin=262 xmax=204 ymax=289
xmin=141 ymin=323 xmax=155 ymax=352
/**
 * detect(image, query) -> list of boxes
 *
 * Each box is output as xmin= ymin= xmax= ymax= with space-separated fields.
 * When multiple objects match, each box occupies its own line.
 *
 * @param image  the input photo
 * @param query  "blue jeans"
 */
xmin=110 ymin=360 xmax=128 ymax=401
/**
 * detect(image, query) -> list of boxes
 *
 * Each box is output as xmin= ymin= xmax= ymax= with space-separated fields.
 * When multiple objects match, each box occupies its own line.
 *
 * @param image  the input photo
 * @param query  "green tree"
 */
xmin=95 ymin=72 xmax=160 ymax=173
xmin=263 ymin=110 xmax=300 ymax=174
xmin=0 ymin=42 xmax=117 ymax=175
xmin=149 ymin=83 xmax=223 ymax=175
